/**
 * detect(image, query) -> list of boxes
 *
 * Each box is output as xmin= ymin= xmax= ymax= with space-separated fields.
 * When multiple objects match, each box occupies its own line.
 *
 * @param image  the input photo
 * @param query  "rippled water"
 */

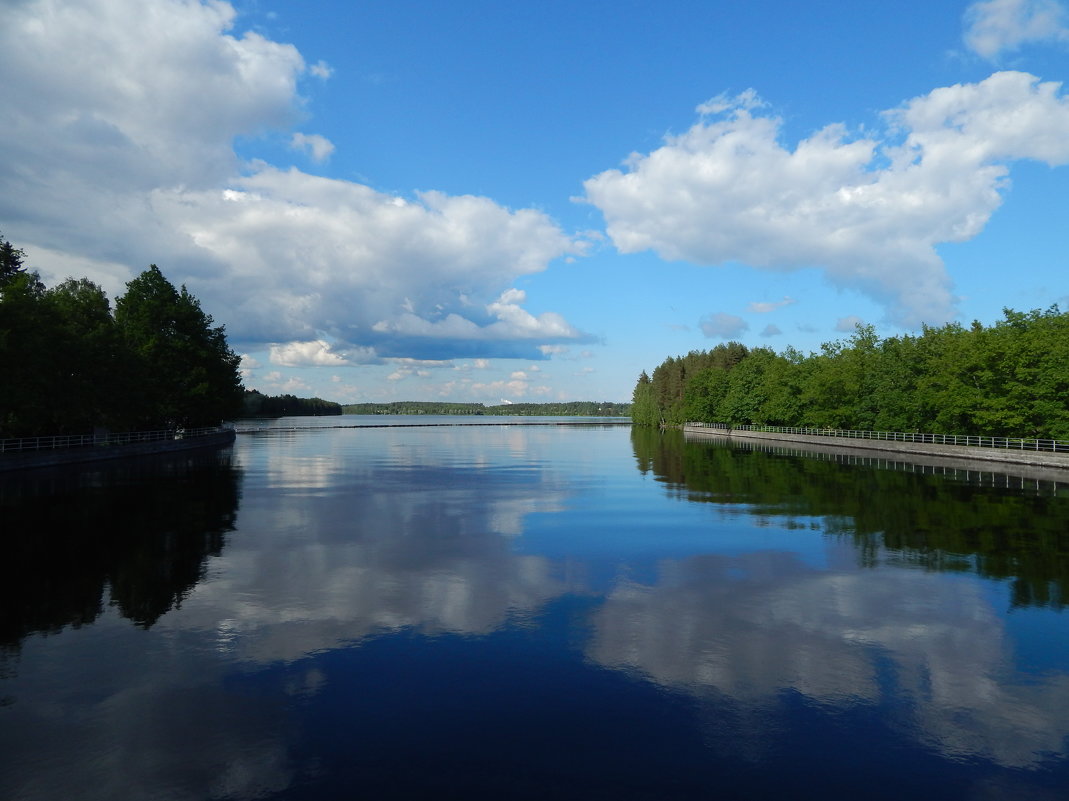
xmin=2 ymin=418 xmax=1069 ymax=800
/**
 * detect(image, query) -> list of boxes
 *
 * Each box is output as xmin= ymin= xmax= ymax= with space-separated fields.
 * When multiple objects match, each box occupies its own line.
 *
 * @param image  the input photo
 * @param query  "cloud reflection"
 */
xmin=178 ymin=430 xmax=578 ymax=665
xmin=586 ymin=551 xmax=1069 ymax=768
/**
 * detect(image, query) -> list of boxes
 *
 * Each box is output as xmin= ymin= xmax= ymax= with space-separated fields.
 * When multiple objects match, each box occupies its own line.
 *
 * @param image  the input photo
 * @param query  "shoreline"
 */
xmin=0 ymin=428 xmax=236 ymax=473
xmin=683 ymin=424 xmax=1069 ymax=479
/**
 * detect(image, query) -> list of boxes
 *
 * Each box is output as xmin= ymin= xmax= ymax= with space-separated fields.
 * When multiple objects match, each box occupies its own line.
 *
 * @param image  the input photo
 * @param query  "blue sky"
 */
xmin=2 ymin=0 xmax=1068 ymax=404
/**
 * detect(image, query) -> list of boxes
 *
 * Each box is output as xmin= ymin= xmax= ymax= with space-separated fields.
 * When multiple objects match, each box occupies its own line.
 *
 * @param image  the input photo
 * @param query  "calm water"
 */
xmin=3 ymin=417 xmax=1069 ymax=800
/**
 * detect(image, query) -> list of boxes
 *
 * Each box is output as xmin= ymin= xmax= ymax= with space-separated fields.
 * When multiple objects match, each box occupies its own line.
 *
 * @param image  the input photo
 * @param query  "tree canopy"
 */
xmin=633 ymin=311 xmax=1069 ymax=440
xmin=243 ymin=390 xmax=342 ymax=417
xmin=0 ymin=233 xmax=244 ymax=437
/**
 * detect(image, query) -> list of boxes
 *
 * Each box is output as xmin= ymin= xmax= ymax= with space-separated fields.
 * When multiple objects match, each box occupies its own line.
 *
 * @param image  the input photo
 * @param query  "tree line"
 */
xmin=0 ymin=232 xmax=243 ymax=437
xmin=632 ymin=308 xmax=1069 ymax=440
xmin=242 ymin=390 xmax=342 ymax=417
xmin=342 ymin=400 xmax=632 ymax=416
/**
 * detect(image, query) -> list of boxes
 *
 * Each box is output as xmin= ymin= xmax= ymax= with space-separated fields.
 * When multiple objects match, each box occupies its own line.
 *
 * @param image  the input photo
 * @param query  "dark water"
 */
xmin=3 ymin=419 xmax=1069 ymax=800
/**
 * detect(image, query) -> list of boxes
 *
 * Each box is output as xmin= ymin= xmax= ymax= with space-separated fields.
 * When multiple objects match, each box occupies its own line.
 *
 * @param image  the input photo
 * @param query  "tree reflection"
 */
xmin=0 ymin=450 xmax=242 ymax=652
xmin=631 ymin=427 xmax=1069 ymax=608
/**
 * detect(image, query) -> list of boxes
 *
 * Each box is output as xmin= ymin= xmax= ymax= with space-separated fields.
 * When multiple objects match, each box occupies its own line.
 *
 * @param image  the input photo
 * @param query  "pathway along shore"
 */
xmin=683 ymin=424 xmax=1069 ymax=477
xmin=0 ymin=428 xmax=236 ymax=473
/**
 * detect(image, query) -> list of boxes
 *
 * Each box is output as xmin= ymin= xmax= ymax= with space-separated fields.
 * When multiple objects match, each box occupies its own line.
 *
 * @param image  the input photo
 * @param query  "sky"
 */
xmin=2 ymin=0 xmax=1068 ymax=405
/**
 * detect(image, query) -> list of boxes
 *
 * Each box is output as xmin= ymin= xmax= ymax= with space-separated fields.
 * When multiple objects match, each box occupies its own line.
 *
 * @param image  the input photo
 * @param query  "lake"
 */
xmin=3 ymin=417 xmax=1069 ymax=800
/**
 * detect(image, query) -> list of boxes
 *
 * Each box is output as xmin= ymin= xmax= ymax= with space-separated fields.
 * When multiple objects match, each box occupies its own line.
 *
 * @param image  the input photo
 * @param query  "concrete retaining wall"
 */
xmin=0 ymin=429 xmax=236 ymax=473
xmin=683 ymin=426 xmax=1069 ymax=472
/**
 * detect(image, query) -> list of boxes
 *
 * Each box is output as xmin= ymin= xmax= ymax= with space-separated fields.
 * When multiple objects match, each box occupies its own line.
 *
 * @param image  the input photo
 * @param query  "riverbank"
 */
xmin=683 ymin=424 xmax=1069 ymax=474
xmin=0 ymin=428 xmax=236 ymax=473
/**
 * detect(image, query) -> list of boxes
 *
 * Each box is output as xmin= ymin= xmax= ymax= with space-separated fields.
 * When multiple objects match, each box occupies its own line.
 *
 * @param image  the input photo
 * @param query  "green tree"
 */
xmin=45 ymin=278 xmax=131 ymax=432
xmin=0 ymin=269 xmax=53 ymax=436
xmin=0 ymin=231 xmax=27 ymax=286
xmin=114 ymin=265 xmax=243 ymax=428
xmin=630 ymin=371 xmax=660 ymax=426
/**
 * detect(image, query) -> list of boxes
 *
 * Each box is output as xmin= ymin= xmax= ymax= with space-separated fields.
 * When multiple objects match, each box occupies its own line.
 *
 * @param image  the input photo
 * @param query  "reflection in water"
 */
xmin=185 ymin=428 xmax=579 ymax=665
xmin=632 ymin=426 xmax=1069 ymax=608
xmin=0 ymin=449 xmax=241 ymax=648
xmin=587 ymin=550 xmax=1069 ymax=768
xmin=3 ymin=423 xmax=1069 ymax=800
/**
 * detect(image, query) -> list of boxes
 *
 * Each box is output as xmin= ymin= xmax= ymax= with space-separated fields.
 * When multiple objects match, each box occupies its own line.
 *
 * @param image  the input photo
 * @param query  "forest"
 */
xmin=0 ymin=233 xmax=244 ymax=437
xmin=632 ymin=308 xmax=1069 ymax=440
xmin=242 ymin=390 xmax=342 ymax=417
xmin=342 ymin=401 xmax=631 ymax=416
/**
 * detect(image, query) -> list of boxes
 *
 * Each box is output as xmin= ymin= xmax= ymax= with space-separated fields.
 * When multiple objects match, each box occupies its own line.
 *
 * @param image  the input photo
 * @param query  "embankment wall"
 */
xmin=0 ymin=429 xmax=235 ymax=473
xmin=683 ymin=426 xmax=1069 ymax=473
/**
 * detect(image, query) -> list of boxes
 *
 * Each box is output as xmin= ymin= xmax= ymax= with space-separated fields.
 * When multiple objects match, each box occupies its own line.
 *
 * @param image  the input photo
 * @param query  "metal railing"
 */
xmin=684 ymin=422 xmax=1069 ymax=454
xmin=0 ymin=425 xmax=229 ymax=454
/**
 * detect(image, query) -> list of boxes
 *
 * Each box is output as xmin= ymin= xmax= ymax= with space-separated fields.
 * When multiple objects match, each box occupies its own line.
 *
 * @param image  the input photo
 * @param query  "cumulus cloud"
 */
xmin=238 ymin=353 xmax=259 ymax=381
xmin=261 ymin=371 xmax=313 ymax=394
xmin=365 ymin=286 xmax=590 ymax=359
xmin=964 ymin=0 xmax=1069 ymax=58
xmin=289 ymin=132 xmax=335 ymax=162
xmin=166 ymin=173 xmax=589 ymax=357
xmin=268 ymin=340 xmax=354 ymax=367
xmin=0 ymin=0 xmax=588 ymax=363
xmin=700 ymin=312 xmax=749 ymax=339
xmin=583 ymin=73 xmax=1069 ymax=328
xmin=748 ymin=296 xmax=796 ymax=313
xmin=760 ymin=324 xmax=783 ymax=337
xmin=835 ymin=315 xmax=866 ymax=332
xmin=470 ymin=378 xmax=551 ymax=399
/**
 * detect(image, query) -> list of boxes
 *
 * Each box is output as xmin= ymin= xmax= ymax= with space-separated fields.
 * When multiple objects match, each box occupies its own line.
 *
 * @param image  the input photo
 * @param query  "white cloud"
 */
xmin=261 ymin=371 xmax=312 ymax=394
xmin=269 ymin=340 xmax=353 ymax=367
xmin=695 ymin=88 xmax=766 ymax=116
xmin=760 ymin=324 xmax=783 ymax=337
xmin=0 ymin=0 xmax=587 ymax=363
xmin=386 ymin=358 xmax=455 ymax=368
xmin=0 ymin=0 xmax=304 ymax=201
xmin=169 ymin=171 xmax=588 ymax=354
xmin=583 ymin=73 xmax=1069 ymax=328
xmin=835 ymin=315 xmax=866 ymax=332
xmin=383 ymin=358 xmax=453 ymax=382
xmin=700 ymin=312 xmax=749 ymax=339
xmin=309 ymin=59 xmax=333 ymax=79
xmin=470 ymin=378 xmax=550 ymax=399
xmin=369 ymin=287 xmax=585 ymax=348
xmin=748 ymin=296 xmax=796 ymax=313
xmin=964 ymin=0 xmax=1069 ymax=58
xmin=289 ymin=132 xmax=335 ymax=162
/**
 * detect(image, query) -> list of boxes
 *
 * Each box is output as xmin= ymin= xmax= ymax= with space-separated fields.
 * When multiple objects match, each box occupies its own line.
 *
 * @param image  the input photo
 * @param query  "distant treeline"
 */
xmin=0 ymin=233 xmax=243 ymax=437
xmin=242 ymin=390 xmax=342 ymax=418
xmin=342 ymin=401 xmax=631 ymax=417
xmin=632 ymin=307 xmax=1069 ymax=440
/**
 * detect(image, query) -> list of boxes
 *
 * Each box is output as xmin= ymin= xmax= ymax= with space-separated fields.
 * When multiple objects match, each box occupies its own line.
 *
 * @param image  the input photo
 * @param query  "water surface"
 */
xmin=2 ymin=418 xmax=1068 ymax=800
